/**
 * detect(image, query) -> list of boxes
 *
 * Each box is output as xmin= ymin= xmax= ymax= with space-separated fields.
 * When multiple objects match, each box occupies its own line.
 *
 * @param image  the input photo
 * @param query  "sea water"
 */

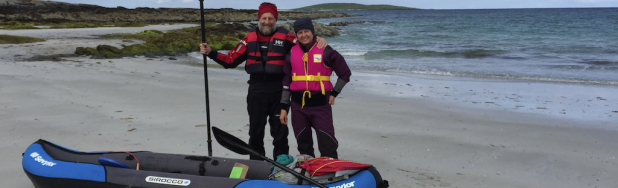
xmin=312 ymin=8 xmax=618 ymax=85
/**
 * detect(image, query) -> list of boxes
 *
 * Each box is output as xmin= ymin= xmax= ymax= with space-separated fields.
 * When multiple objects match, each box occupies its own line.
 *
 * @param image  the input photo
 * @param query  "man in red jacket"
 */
xmin=199 ymin=3 xmax=327 ymax=160
xmin=279 ymin=18 xmax=351 ymax=159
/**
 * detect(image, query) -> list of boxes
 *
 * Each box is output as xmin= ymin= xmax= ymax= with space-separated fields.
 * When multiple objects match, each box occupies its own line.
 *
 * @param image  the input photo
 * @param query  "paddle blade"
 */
xmin=212 ymin=126 xmax=252 ymax=155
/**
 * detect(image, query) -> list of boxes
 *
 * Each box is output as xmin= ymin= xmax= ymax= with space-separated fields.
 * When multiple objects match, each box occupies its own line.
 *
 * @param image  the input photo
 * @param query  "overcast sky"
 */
xmin=53 ymin=0 xmax=618 ymax=9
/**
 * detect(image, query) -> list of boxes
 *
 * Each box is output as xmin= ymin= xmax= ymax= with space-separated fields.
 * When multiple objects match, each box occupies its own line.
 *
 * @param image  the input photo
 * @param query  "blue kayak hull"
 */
xmin=23 ymin=140 xmax=387 ymax=188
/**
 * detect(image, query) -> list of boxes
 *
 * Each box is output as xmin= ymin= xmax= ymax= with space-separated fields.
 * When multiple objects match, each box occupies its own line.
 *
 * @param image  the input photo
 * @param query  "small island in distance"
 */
xmin=293 ymin=3 xmax=419 ymax=11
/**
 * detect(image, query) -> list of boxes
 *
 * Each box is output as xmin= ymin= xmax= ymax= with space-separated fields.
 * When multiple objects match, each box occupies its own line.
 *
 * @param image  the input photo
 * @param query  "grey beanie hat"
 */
xmin=293 ymin=17 xmax=315 ymax=34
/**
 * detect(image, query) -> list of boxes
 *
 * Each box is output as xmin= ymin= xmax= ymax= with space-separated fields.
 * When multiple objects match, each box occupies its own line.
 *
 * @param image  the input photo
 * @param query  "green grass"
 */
xmin=0 ymin=21 xmax=39 ymax=30
xmin=121 ymin=30 xmax=165 ymax=41
xmin=293 ymin=3 xmax=418 ymax=11
xmin=0 ymin=35 xmax=45 ymax=44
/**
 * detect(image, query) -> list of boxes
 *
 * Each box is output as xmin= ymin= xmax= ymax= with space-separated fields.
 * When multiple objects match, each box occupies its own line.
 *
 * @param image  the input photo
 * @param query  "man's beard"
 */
xmin=258 ymin=22 xmax=277 ymax=36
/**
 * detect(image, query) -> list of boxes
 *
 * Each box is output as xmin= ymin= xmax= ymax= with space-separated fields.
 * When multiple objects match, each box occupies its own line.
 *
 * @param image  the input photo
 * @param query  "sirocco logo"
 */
xmin=312 ymin=181 xmax=355 ymax=188
xmin=30 ymin=152 xmax=56 ymax=167
xmin=145 ymin=176 xmax=191 ymax=186
xmin=274 ymin=39 xmax=284 ymax=47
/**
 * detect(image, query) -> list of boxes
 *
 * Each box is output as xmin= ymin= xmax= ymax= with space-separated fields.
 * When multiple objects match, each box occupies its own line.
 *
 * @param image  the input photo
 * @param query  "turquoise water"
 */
xmin=314 ymin=8 xmax=618 ymax=85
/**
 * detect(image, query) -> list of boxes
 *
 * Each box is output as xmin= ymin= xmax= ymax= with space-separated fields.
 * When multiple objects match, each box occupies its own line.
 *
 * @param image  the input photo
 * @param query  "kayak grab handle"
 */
xmin=98 ymin=157 xmax=131 ymax=169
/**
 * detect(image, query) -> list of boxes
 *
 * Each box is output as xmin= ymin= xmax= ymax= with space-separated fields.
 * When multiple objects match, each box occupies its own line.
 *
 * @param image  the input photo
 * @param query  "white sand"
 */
xmin=1 ymin=27 xmax=618 ymax=188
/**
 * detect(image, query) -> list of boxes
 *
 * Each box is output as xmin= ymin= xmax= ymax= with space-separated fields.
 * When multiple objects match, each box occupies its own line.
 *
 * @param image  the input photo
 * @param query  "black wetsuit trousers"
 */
xmin=246 ymin=81 xmax=289 ymax=160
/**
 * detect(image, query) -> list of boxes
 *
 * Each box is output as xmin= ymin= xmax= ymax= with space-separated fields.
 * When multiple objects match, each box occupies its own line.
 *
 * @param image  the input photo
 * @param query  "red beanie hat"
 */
xmin=258 ymin=3 xmax=278 ymax=21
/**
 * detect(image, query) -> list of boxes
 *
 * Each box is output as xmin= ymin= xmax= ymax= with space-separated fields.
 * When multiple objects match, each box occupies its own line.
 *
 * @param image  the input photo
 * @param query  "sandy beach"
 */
xmin=1 ymin=27 xmax=617 ymax=188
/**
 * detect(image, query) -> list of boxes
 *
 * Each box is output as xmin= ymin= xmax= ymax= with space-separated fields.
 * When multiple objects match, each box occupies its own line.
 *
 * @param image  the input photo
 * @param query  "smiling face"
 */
xmin=258 ymin=12 xmax=276 ymax=35
xmin=296 ymin=29 xmax=314 ymax=45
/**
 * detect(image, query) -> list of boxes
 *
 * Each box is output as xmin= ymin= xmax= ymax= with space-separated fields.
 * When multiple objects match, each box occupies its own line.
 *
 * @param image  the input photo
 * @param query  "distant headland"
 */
xmin=293 ymin=3 xmax=419 ymax=11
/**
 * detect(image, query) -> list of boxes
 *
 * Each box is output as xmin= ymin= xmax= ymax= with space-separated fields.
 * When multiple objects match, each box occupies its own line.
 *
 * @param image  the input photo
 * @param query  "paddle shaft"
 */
xmin=248 ymin=150 xmax=328 ymax=188
xmin=198 ymin=0 xmax=212 ymax=157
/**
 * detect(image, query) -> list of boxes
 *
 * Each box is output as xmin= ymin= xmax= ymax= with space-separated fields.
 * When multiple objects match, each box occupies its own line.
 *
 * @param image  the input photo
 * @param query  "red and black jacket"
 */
xmin=207 ymin=27 xmax=297 ymax=75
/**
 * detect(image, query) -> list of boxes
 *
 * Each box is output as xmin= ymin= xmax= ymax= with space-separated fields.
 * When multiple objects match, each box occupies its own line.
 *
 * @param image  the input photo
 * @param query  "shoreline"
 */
xmin=187 ymin=53 xmax=618 ymax=126
xmin=190 ymin=51 xmax=618 ymax=86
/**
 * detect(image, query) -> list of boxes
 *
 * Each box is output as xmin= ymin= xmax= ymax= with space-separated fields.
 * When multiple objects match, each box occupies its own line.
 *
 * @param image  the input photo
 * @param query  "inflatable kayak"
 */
xmin=22 ymin=138 xmax=388 ymax=188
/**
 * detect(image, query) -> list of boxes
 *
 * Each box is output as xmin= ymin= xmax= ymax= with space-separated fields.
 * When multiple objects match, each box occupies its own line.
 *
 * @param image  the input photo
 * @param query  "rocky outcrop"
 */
xmin=278 ymin=22 xmax=340 ymax=37
xmin=0 ymin=0 xmax=353 ymax=23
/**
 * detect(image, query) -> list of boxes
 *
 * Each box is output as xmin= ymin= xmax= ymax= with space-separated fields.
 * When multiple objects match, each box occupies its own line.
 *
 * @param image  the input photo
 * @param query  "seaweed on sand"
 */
xmin=75 ymin=23 xmax=249 ymax=58
xmin=0 ymin=35 xmax=45 ymax=44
